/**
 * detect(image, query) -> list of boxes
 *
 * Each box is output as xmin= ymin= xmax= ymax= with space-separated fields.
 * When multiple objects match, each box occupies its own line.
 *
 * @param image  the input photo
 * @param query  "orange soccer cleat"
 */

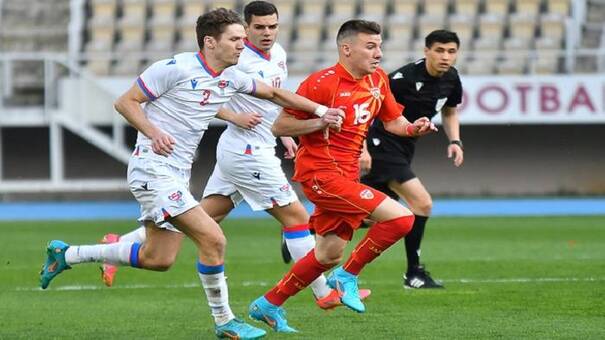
xmin=99 ymin=233 xmax=120 ymax=287
xmin=315 ymin=288 xmax=372 ymax=310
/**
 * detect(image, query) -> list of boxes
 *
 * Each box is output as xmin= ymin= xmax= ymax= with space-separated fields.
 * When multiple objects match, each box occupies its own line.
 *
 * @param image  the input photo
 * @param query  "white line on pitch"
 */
xmin=14 ymin=277 xmax=605 ymax=292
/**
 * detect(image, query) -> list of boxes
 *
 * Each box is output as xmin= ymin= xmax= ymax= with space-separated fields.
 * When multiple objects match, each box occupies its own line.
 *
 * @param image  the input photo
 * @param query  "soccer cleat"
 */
xmin=249 ymin=296 xmax=297 ymax=333
xmin=326 ymin=266 xmax=365 ymax=313
xmin=100 ymin=233 xmax=120 ymax=287
xmin=280 ymin=236 xmax=292 ymax=264
xmin=215 ymin=318 xmax=266 ymax=339
xmin=315 ymin=288 xmax=372 ymax=310
xmin=39 ymin=240 xmax=71 ymax=289
xmin=404 ymin=265 xmax=444 ymax=289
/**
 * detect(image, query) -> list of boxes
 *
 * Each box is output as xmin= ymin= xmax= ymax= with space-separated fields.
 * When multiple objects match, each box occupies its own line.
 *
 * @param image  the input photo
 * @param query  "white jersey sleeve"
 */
xmin=137 ymin=58 xmax=184 ymax=100
xmin=224 ymin=67 xmax=257 ymax=95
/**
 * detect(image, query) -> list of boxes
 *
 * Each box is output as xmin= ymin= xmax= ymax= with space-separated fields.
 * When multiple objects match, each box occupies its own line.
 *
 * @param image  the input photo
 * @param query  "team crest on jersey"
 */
xmin=218 ymin=80 xmax=229 ymax=89
xmin=370 ymin=87 xmax=381 ymax=99
xmin=360 ymin=189 xmax=374 ymax=200
xmin=279 ymin=184 xmax=290 ymax=192
xmin=168 ymin=191 xmax=183 ymax=201
xmin=278 ymin=61 xmax=285 ymax=71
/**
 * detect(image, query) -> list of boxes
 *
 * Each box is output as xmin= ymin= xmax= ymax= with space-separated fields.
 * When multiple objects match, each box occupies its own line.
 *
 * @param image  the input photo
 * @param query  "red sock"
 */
xmin=264 ymin=250 xmax=331 ymax=306
xmin=343 ymin=215 xmax=414 ymax=275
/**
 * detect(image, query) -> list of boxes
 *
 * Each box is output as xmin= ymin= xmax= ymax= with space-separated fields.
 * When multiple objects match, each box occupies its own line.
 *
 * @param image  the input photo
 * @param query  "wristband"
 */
xmin=449 ymin=140 xmax=463 ymax=149
xmin=405 ymin=123 xmax=416 ymax=136
xmin=314 ymin=105 xmax=328 ymax=117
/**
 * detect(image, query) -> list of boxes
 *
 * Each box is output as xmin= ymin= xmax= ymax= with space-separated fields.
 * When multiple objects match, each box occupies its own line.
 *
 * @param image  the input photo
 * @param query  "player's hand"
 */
xmin=320 ymin=108 xmax=345 ymax=139
xmin=280 ymin=136 xmax=298 ymax=159
xmin=359 ymin=147 xmax=372 ymax=174
xmin=233 ymin=112 xmax=263 ymax=130
xmin=408 ymin=117 xmax=438 ymax=137
xmin=150 ymin=130 xmax=176 ymax=156
xmin=448 ymin=143 xmax=464 ymax=167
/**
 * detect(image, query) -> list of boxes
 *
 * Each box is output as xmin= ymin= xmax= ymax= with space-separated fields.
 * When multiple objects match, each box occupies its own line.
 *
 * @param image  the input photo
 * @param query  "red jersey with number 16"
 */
xmin=285 ymin=63 xmax=404 ymax=181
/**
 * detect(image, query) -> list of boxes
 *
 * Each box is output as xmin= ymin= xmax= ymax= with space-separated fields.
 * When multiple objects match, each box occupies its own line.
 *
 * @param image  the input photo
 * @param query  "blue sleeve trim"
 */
xmin=136 ymin=77 xmax=157 ymax=100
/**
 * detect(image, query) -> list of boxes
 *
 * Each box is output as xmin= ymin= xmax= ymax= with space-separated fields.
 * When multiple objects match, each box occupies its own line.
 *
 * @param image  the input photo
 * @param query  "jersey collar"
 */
xmin=335 ymin=62 xmax=369 ymax=82
xmin=244 ymin=39 xmax=271 ymax=61
xmin=196 ymin=51 xmax=222 ymax=78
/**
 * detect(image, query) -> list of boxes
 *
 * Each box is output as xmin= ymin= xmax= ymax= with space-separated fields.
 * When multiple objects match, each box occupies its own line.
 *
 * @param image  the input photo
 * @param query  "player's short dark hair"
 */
xmin=196 ymin=8 xmax=245 ymax=49
xmin=244 ymin=1 xmax=279 ymax=24
xmin=425 ymin=29 xmax=460 ymax=48
xmin=336 ymin=19 xmax=382 ymax=44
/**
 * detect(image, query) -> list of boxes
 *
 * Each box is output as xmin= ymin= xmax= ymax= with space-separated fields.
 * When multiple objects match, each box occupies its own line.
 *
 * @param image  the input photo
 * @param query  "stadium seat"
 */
xmin=149 ymin=0 xmax=176 ymax=26
xmin=86 ymin=59 xmax=112 ymax=76
xmin=359 ymin=0 xmax=389 ymax=18
xmin=146 ymin=25 xmax=174 ymax=52
xmin=484 ymin=0 xmax=510 ymax=16
xmin=540 ymin=13 xmax=566 ymax=43
xmin=206 ymin=0 xmax=238 ymax=10
xmin=465 ymin=56 xmax=496 ymax=74
xmin=546 ymin=0 xmax=570 ymax=16
xmin=473 ymin=36 xmax=501 ymax=51
xmin=478 ymin=13 xmax=506 ymax=43
xmin=112 ymin=58 xmax=142 ymax=76
xmin=422 ymin=0 xmax=449 ymax=20
xmin=535 ymin=36 xmax=562 ymax=49
xmin=176 ymin=24 xmax=198 ymax=52
xmin=386 ymin=15 xmax=414 ymax=46
xmin=115 ymin=25 xmax=145 ymax=52
xmin=331 ymin=1 xmax=357 ymax=19
xmin=86 ymin=25 xmax=115 ymax=52
xmin=90 ymin=0 xmax=117 ymax=24
xmin=291 ymin=17 xmax=323 ymax=54
xmin=503 ymin=36 xmax=533 ymax=51
xmin=119 ymin=0 xmax=147 ymax=25
xmin=299 ymin=0 xmax=328 ymax=19
xmin=418 ymin=14 xmax=446 ymax=39
xmin=179 ymin=0 xmax=205 ymax=28
xmin=509 ymin=13 xmax=537 ymax=40
xmin=496 ymin=55 xmax=526 ymax=74
xmin=274 ymin=0 xmax=296 ymax=24
xmin=392 ymin=0 xmax=419 ymax=16
xmin=534 ymin=55 xmax=560 ymax=74
xmin=452 ymin=0 xmax=480 ymax=17
xmin=448 ymin=14 xmax=475 ymax=49
xmin=513 ymin=0 xmax=542 ymax=17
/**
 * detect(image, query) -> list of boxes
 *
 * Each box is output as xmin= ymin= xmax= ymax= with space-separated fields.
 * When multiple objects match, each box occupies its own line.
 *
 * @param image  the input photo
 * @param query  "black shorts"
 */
xmin=361 ymin=134 xmax=417 ymax=199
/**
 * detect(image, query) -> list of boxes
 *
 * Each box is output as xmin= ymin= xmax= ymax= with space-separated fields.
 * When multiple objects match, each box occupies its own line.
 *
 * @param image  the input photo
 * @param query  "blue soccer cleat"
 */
xmin=215 ymin=318 xmax=266 ymax=339
xmin=249 ymin=296 xmax=297 ymax=333
xmin=40 ymin=240 xmax=71 ymax=289
xmin=326 ymin=266 xmax=365 ymax=313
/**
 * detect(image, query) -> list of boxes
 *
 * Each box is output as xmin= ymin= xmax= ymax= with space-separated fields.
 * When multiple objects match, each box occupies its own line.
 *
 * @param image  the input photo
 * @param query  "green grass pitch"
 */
xmin=1 ymin=216 xmax=604 ymax=339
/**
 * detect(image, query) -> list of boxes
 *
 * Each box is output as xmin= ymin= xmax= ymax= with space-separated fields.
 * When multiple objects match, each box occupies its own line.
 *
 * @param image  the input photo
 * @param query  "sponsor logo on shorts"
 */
xmin=360 ymin=189 xmax=374 ymax=200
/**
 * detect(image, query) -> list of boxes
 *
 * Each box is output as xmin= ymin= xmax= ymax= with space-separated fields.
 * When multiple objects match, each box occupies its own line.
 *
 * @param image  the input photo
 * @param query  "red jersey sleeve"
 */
xmin=284 ymin=71 xmax=334 ymax=120
xmin=376 ymin=69 xmax=404 ymax=123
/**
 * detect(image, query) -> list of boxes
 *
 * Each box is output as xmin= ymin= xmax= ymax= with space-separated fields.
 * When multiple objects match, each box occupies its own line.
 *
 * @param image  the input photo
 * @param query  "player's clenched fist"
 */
xmin=406 ymin=117 xmax=438 ymax=137
xmin=150 ymin=131 xmax=176 ymax=156
xmin=320 ymin=108 xmax=345 ymax=131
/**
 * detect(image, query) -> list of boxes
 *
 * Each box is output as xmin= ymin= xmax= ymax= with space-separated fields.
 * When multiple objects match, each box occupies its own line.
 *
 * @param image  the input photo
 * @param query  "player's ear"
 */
xmin=342 ymin=43 xmax=351 ymax=57
xmin=204 ymin=36 xmax=216 ymax=49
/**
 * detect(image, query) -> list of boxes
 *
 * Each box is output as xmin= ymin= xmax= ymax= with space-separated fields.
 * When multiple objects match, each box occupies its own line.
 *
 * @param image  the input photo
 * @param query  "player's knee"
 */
xmin=315 ymin=252 xmax=342 ymax=268
xmin=417 ymin=197 xmax=433 ymax=215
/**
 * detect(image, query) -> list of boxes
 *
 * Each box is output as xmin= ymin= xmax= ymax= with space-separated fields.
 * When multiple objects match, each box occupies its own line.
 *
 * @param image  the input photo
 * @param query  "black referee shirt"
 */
xmin=369 ymin=58 xmax=463 ymax=155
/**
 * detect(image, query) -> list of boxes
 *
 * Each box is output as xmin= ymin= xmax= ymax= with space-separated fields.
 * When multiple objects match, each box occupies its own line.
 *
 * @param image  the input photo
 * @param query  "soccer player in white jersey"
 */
xmin=97 ymin=0 xmax=370 ymax=311
xmin=39 ymin=8 xmax=344 ymax=339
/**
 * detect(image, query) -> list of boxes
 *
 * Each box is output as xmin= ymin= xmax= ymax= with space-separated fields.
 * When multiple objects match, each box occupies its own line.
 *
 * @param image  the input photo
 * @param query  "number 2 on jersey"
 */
xmin=199 ymin=89 xmax=211 ymax=106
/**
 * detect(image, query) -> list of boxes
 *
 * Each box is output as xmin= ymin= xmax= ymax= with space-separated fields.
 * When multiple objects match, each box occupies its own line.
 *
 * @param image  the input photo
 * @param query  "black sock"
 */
xmin=404 ymin=215 xmax=429 ymax=272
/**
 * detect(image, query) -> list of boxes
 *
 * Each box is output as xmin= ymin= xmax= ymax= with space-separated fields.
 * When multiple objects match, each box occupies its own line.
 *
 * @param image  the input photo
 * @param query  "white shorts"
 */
xmin=203 ymin=149 xmax=298 ymax=211
xmin=128 ymin=149 xmax=198 ymax=232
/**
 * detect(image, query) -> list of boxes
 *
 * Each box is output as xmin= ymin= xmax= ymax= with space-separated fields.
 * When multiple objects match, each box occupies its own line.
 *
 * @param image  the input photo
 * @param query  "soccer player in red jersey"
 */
xmin=248 ymin=19 xmax=437 ymax=333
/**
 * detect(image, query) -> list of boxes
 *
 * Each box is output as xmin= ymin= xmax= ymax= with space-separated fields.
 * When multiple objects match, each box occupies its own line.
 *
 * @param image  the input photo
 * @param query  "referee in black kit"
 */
xmin=361 ymin=30 xmax=463 ymax=289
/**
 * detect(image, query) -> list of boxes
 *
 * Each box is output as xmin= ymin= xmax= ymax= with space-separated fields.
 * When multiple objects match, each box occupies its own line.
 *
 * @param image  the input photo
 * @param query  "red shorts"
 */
xmin=301 ymin=173 xmax=387 ymax=241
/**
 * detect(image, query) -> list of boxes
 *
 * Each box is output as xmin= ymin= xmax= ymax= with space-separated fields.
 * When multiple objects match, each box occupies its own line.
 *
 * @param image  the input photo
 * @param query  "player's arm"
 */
xmin=383 ymin=116 xmax=438 ymax=137
xmin=271 ymin=110 xmax=342 ymax=137
xmin=251 ymin=81 xmax=343 ymax=120
xmin=114 ymin=84 xmax=175 ymax=156
xmin=442 ymin=106 xmax=463 ymax=167
xmin=216 ymin=106 xmax=262 ymax=130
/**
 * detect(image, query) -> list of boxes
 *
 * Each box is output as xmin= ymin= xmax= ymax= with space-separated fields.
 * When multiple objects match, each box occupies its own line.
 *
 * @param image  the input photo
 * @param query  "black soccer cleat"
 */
xmin=403 ymin=265 xmax=444 ymax=289
xmin=280 ymin=236 xmax=292 ymax=264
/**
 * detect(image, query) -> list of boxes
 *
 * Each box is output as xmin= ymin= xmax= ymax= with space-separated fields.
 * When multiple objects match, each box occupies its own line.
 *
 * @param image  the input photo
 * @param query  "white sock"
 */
xmin=120 ymin=226 xmax=147 ymax=243
xmin=64 ymin=242 xmax=136 ymax=266
xmin=284 ymin=227 xmax=332 ymax=299
xmin=197 ymin=262 xmax=235 ymax=326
